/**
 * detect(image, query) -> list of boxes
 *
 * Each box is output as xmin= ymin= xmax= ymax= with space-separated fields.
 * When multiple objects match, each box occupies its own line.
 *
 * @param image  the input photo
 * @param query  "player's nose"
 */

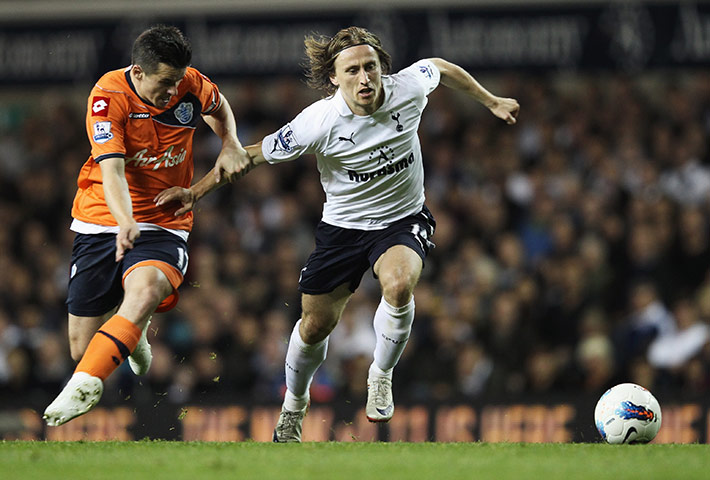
xmin=359 ymin=69 xmax=370 ymax=84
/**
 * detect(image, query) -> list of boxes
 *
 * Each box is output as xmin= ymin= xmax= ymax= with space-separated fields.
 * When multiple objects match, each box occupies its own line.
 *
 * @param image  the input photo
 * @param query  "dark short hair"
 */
xmin=304 ymin=26 xmax=392 ymax=96
xmin=131 ymin=25 xmax=192 ymax=74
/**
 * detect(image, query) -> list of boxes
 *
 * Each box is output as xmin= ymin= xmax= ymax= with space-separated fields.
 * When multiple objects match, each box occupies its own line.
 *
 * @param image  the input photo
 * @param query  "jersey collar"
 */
xmin=333 ymin=89 xmax=352 ymax=117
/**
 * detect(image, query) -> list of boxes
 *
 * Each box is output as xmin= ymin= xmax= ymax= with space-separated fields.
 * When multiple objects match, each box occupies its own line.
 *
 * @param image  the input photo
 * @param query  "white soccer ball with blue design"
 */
xmin=594 ymin=383 xmax=662 ymax=444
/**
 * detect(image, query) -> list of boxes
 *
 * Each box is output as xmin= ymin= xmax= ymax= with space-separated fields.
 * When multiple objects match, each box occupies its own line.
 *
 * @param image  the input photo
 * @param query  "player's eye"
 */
xmin=160 ymin=77 xmax=181 ymax=86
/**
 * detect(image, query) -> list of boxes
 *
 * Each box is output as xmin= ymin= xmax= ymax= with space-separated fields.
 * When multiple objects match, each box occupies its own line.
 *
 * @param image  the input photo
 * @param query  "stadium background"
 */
xmin=1 ymin=0 xmax=710 ymax=442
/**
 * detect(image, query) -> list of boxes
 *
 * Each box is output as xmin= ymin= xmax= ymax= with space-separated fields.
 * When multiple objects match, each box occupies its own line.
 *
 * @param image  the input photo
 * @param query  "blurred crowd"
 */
xmin=1 ymin=69 xmax=710 ymax=409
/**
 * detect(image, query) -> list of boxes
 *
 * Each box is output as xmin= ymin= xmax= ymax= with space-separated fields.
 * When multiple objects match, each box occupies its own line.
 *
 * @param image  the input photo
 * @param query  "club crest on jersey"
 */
xmin=271 ymin=124 xmax=299 ymax=154
xmin=174 ymin=102 xmax=194 ymax=125
xmin=91 ymin=96 xmax=110 ymax=116
xmin=92 ymin=121 xmax=113 ymax=144
xmin=391 ymin=112 xmax=404 ymax=132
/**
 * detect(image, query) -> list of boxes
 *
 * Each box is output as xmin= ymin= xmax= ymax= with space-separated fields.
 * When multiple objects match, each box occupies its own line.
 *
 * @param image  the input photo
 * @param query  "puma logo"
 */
xmin=338 ymin=132 xmax=355 ymax=144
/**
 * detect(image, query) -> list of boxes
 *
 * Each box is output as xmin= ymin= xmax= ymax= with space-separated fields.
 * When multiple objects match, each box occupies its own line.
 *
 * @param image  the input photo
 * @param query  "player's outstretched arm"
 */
xmin=203 ymin=94 xmax=252 ymax=182
xmin=100 ymin=156 xmax=140 ymax=261
xmin=244 ymin=141 xmax=267 ymax=167
xmin=427 ymin=57 xmax=519 ymax=125
xmin=154 ymin=167 xmax=224 ymax=216
xmin=154 ymin=141 xmax=267 ymax=216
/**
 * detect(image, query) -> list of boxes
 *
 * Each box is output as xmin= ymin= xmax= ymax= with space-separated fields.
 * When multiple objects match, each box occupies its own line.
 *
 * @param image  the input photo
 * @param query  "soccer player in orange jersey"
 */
xmin=43 ymin=25 xmax=251 ymax=427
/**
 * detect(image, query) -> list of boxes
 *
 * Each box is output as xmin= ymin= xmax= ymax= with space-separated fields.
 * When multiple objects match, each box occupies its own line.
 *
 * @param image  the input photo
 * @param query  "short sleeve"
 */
xmin=398 ymin=59 xmax=441 ymax=96
xmin=86 ymin=87 xmax=127 ymax=162
xmin=189 ymin=68 xmax=221 ymax=115
xmin=261 ymin=103 xmax=325 ymax=164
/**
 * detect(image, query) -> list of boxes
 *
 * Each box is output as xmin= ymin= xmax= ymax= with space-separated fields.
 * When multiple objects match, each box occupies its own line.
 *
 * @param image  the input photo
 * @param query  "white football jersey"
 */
xmin=262 ymin=59 xmax=441 ymax=230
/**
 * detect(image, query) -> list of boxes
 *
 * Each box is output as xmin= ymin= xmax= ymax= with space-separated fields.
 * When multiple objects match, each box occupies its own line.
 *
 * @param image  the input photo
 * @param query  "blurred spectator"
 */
xmin=614 ymin=281 xmax=675 ymax=372
xmin=455 ymin=343 xmax=493 ymax=397
xmin=648 ymin=298 xmax=710 ymax=372
xmin=0 ymin=311 xmax=23 ymax=386
xmin=575 ymin=308 xmax=616 ymax=392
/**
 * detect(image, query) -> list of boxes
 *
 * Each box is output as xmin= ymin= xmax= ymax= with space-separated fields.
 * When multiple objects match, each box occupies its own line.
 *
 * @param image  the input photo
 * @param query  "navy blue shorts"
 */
xmin=66 ymin=230 xmax=189 ymax=317
xmin=298 ymin=206 xmax=436 ymax=295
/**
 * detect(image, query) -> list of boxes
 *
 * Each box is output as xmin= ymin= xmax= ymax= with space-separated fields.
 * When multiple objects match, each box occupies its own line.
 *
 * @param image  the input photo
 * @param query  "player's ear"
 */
xmin=131 ymin=64 xmax=144 ymax=80
xmin=330 ymin=75 xmax=339 ymax=87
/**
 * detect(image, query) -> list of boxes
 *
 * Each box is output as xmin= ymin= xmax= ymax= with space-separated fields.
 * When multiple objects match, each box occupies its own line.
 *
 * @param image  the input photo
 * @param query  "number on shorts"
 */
xmin=177 ymin=247 xmax=189 ymax=275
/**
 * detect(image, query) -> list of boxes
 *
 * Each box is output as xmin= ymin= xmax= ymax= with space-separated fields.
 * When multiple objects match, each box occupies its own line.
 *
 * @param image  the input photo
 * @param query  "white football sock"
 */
xmin=370 ymin=296 xmax=415 ymax=380
xmin=282 ymin=319 xmax=328 ymax=412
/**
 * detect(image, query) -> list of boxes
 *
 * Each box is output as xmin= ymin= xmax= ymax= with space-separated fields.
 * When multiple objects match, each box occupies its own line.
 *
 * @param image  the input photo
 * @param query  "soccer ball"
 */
xmin=594 ymin=383 xmax=662 ymax=444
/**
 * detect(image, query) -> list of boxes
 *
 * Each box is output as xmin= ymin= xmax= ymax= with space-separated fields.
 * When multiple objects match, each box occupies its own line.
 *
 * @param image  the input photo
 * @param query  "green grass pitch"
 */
xmin=1 ymin=441 xmax=709 ymax=480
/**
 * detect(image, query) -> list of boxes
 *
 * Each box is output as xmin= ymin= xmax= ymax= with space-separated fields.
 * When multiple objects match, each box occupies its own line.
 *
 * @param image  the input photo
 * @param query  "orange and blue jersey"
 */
xmin=71 ymin=66 xmax=221 ymax=232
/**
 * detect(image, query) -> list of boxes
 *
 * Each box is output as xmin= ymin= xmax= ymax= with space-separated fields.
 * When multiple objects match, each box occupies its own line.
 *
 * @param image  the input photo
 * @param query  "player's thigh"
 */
xmin=68 ymin=309 xmax=116 ymax=361
xmin=373 ymin=244 xmax=423 ymax=282
xmin=300 ymin=283 xmax=353 ymax=343
xmin=373 ymin=245 xmax=423 ymax=305
xmin=369 ymin=206 xmax=434 ymax=305
xmin=120 ymin=230 xmax=189 ymax=321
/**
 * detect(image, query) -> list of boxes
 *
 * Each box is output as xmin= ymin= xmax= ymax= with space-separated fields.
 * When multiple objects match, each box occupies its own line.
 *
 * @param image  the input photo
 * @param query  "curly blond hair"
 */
xmin=304 ymin=26 xmax=392 ymax=96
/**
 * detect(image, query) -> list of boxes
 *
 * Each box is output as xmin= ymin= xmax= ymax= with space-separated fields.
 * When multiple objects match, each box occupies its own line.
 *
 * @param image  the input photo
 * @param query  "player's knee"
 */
xmin=300 ymin=314 xmax=337 ymax=344
xmin=124 ymin=284 xmax=165 ymax=313
xmin=381 ymin=277 xmax=415 ymax=307
xmin=69 ymin=343 xmax=85 ymax=363
xmin=378 ymin=263 xmax=419 ymax=306
xmin=123 ymin=268 xmax=173 ymax=312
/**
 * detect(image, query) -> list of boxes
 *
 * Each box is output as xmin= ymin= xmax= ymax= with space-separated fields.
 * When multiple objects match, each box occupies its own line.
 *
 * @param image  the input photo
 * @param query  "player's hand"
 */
xmin=154 ymin=187 xmax=196 ymax=217
xmin=214 ymin=143 xmax=253 ymax=183
xmin=488 ymin=97 xmax=520 ymax=125
xmin=116 ymin=222 xmax=140 ymax=262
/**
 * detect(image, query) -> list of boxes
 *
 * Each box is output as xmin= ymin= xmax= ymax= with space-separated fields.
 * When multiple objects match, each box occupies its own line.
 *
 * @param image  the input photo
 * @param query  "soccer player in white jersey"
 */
xmin=156 ymin=26 xmax=519 ymax=442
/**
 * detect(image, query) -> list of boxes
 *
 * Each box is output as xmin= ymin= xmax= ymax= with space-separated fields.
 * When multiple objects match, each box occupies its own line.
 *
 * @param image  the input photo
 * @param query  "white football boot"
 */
xmin=273 ymin=405 xmax=308 ymax=443
xmin=366 ymin=376 xmax=394 ymax=423
xmin=43 ymin=371 xmax=104 ymax=426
